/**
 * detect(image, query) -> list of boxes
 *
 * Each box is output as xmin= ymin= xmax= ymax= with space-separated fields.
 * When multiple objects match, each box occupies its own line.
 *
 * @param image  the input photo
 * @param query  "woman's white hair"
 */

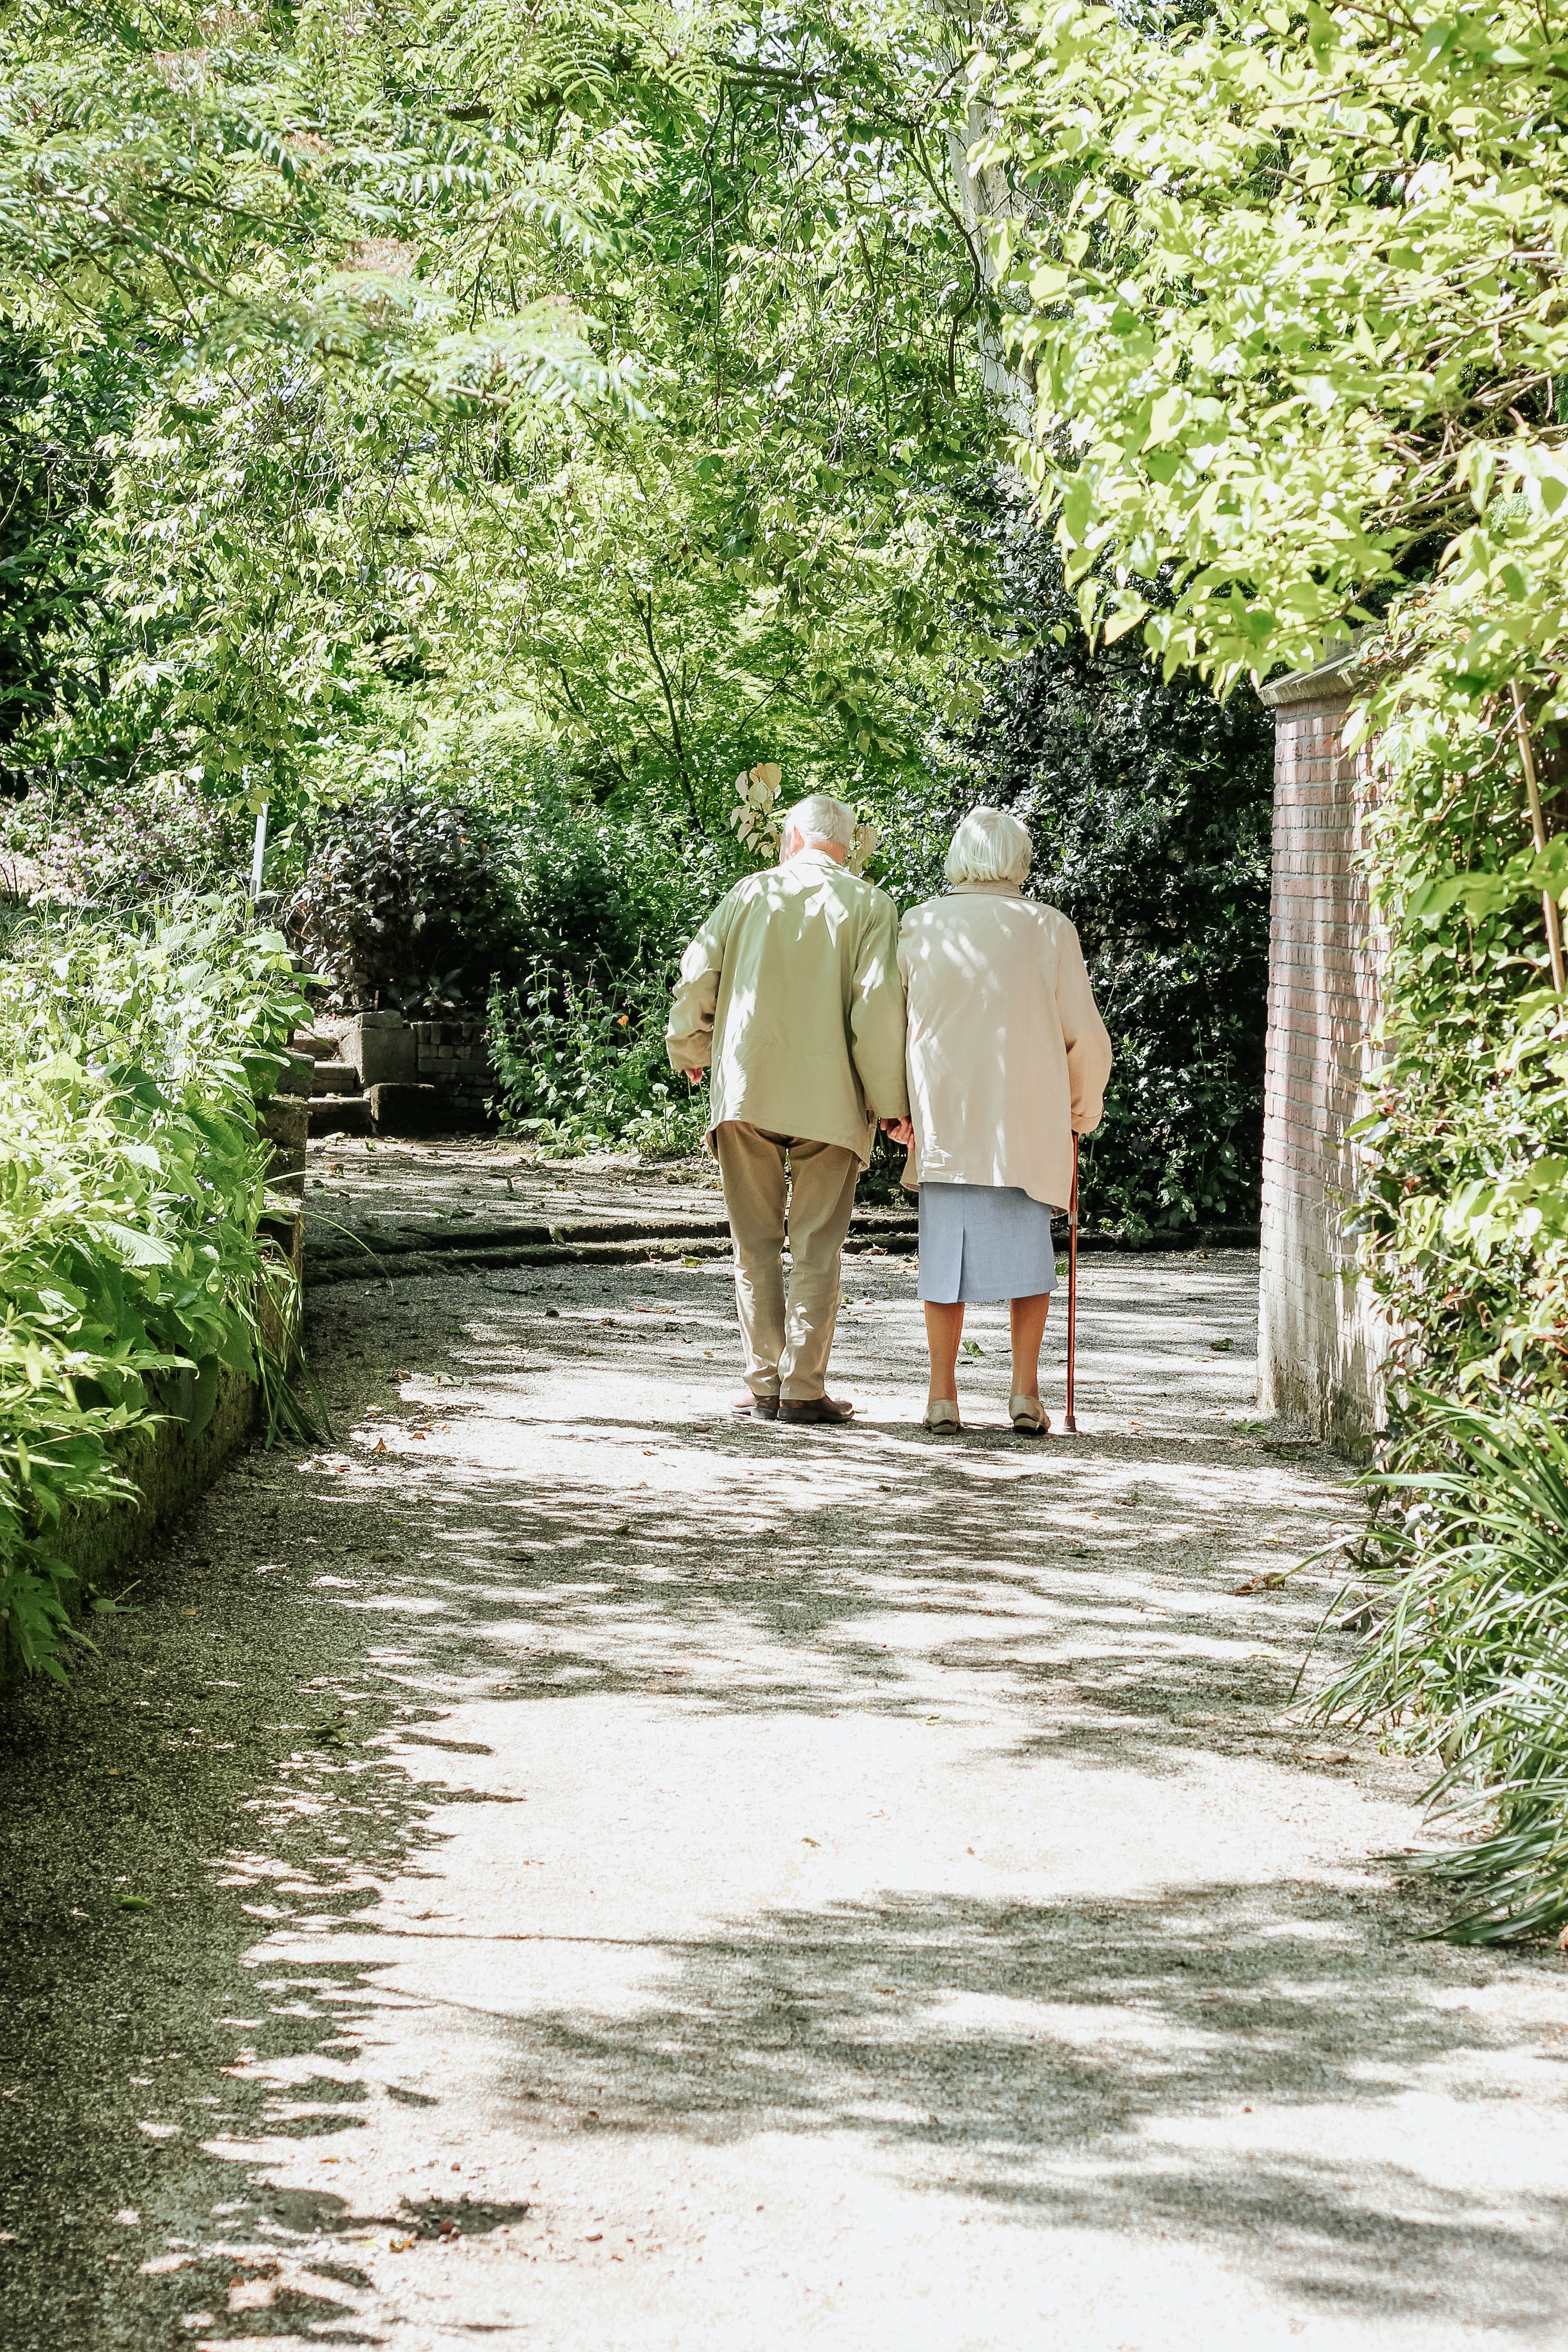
xmin=944 ymin=805 xmax=1032 ymax=887
xmin=783 ymin=793 xmax=857 ymax=853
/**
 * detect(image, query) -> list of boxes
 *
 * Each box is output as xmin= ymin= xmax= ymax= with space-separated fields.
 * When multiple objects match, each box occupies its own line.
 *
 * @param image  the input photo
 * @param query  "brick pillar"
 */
xmin=1256 ymin=653 xmax=1387 ymax=1453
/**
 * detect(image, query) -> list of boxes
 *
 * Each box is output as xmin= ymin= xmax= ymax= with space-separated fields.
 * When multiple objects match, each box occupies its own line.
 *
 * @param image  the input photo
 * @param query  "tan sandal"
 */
xmin=925 ymin=1399 xmax=961 ymax=1434
xmin=1010 ymin=1393 xmax=1050 ymax=1435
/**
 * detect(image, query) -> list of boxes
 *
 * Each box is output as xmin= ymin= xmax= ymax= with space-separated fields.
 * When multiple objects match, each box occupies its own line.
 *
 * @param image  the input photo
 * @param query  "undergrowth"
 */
xmin=0 ymin=896 xmax=309 ymax=1681
xmin=486 ymin=960 xmax=708 ymax=1158
xmin=1319 ymin=1391 xmax=1568 ymax=1944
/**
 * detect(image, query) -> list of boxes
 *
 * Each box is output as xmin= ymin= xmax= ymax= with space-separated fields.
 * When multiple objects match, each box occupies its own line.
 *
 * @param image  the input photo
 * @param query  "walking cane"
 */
xmin=1062 ymin=1133 xmax=1079 ymax=1436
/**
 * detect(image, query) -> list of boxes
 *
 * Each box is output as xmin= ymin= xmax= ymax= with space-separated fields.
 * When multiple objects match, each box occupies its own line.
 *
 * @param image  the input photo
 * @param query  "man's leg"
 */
xmin=778 ymin=1136 xmax=861 ymax=1401
xmin=714 ymin=1122 xmax=789 ymax=1400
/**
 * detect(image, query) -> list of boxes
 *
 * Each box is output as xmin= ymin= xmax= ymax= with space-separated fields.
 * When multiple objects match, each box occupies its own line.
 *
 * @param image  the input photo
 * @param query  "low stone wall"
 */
xmin=334 ymin=1011 xmax=495 ymax=1127
xmin=46 ymin=1207 xmax=304 ymax=1602
xmin=409 ymin=1017 xmax=492 ymax=1121
xmin=49 ymin=1362 xmax=257 ymax=1595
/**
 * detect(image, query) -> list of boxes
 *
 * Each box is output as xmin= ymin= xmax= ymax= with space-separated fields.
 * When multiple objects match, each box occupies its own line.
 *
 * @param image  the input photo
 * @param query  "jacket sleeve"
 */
xmin=666 ymin=897 xmax=730 ymax=1073
xmin=849 ymin=889 xmax=910 ymax=1119
xmin=1056 ymin=921 xmax=1113 ymax=1132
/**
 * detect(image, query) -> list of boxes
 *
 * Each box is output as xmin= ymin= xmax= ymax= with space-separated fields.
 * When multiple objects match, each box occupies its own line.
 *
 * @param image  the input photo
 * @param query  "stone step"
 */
xmin=290 ymin=1032 xmax=340 ymax=1060
xmin=312 ymin=1059 xmax=363 ymax=1098
xmin=309 ymin=1096 xmax=372 ymax=1139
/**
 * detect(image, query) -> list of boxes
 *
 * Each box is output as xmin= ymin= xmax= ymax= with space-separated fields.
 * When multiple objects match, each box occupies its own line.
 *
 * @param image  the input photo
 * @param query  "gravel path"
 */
xmin=4 ymin=1162 xmax=1568 ymax=2350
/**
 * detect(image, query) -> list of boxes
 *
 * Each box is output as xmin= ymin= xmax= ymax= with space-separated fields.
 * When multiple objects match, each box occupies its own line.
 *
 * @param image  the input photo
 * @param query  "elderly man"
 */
xmin=667 ymin=792 xmax=907 ymax=1426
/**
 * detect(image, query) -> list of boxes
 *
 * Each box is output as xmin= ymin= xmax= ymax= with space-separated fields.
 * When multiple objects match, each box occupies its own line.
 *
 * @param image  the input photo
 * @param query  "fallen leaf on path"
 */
xmin=118 ymin=1895 xmax=153 ymax=1911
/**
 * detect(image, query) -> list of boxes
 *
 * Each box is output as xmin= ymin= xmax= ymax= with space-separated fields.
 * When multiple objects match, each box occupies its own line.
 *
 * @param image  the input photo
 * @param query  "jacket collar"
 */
xmin=950 ymin=880 xmax=1024 ymax=897
xmin=783 ymin=848 xmax=848 ymax=875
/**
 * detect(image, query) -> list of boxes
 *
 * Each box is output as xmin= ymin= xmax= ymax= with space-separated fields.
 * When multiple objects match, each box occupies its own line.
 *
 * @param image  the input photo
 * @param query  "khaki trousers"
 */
xmin=714 ymin=1122 xmax=860 ymax=1402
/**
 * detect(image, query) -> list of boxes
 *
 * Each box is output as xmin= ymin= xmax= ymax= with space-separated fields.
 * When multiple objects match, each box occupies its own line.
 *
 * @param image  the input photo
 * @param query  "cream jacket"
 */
xmin=898 ymin=883 xmax=1112 ymax=1209
xmin=666 ymin=849 xmax=909 ymax=1165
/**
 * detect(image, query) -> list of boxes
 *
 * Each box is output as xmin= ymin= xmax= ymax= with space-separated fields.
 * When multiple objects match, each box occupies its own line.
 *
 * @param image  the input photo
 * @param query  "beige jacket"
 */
xmin=898 ymin=883 xmax=1112 ymax=1209
xmin=666 ymin=849 xmax=909 ymax=1165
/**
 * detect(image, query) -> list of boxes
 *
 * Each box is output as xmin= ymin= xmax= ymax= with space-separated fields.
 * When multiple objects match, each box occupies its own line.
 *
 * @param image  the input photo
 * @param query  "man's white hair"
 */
xmin=782 ymin=793 xmax=857 ymax=853
xmin=945 ymin=805 xmax=1032 ymax=887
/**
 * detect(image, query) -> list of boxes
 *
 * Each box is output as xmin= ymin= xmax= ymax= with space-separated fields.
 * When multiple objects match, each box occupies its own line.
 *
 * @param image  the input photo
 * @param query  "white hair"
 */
xmin=782 ymin=793 xmax=857 ymax=853
xmin=944 ymin=805 xmax=1032 ymax=887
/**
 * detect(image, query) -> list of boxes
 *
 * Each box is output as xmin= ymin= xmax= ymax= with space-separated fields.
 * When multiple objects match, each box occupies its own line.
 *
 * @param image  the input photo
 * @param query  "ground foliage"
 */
xmin=1329 ymin=1391 xmax=1568 ymax=1946
xmin=977 ymin=0 xmax=1568 ymax=1932
xmin=0 ymin=899 xmax=308 ymax=1682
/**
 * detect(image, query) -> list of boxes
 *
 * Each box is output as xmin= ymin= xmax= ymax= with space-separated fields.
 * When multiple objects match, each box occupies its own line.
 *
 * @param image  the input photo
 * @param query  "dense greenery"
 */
xmin=0 ymin=0 xmax=1001 ymax=835
xmin=979 ymin=0 xmax=1568 ymax=1933
xmin=0 ymin=899 xmax=307 ymax=1681
xmin=968 ymin=526 xmax=1273 ymax=1233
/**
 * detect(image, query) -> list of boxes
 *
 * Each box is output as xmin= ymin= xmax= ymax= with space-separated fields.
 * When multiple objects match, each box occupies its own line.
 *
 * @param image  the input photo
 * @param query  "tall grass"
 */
xmin=1319 ymin=1391 xmax=1568 ymax=1942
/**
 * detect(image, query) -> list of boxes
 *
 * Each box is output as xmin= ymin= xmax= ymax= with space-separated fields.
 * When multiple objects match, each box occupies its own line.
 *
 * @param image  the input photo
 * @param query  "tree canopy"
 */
xmin=0 ymin=1 xmax=1015 ymax=834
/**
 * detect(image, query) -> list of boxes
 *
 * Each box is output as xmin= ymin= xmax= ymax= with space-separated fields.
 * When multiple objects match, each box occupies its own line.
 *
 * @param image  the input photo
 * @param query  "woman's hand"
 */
xmin=882 ymin=1116 xmax=915 ymax=1147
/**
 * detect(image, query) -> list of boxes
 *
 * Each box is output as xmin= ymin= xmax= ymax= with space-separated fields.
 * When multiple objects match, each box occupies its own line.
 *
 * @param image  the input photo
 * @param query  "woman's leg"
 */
xmin=1009 ymin=1291 xmax=1051 ymax=1401
xmin=924 ymin=1300 xmax=965 ymax=1407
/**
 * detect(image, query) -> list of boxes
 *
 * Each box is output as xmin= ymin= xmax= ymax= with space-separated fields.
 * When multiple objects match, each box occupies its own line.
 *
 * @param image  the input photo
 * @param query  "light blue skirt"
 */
xmin=916 ymin=1182 xmax=1059 ymax=1305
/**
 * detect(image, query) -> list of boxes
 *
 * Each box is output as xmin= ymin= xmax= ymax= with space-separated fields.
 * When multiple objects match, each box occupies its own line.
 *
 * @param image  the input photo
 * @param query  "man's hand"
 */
xmin=882 ymin=1116 xmax=914 ymax=1147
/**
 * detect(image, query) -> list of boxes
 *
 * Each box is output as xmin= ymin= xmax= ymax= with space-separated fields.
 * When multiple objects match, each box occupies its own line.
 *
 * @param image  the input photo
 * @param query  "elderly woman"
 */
xmin=890 ymin=807 xmax=1112 ymax=1434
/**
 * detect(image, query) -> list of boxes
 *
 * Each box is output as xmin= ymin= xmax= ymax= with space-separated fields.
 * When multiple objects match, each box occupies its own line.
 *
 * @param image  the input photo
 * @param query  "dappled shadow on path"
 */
xmin=363 ymin=1880 xmax=1568 ymax=2329
xmin=9 ymin=1250 xmax=1563 ymax=2350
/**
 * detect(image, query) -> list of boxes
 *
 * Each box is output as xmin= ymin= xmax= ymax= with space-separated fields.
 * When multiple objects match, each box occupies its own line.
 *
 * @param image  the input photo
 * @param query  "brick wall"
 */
xmin=1256 ymin=653 xmax=1387 ymax=1452
xmin=409 ymin=1017 xmax=493 ymax=1120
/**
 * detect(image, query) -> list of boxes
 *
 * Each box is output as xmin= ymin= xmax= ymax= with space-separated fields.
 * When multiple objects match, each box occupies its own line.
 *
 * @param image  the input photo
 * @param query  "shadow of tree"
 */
xmin=415 ymin=1882 xmax=1566 ymax=2326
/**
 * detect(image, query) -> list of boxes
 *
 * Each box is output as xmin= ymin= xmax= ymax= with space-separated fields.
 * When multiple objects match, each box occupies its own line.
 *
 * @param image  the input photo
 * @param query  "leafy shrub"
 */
xmin=1 ymin=776 xmax=248 ymax=905
xmin=0 ymin=897 xmax=308 ymax=1681
xmin=1320 ymin=1392 xmax=1568 ymax=1944
xmin=1353 ymin=696 xmax=1568 ymax=1421
xmin=488 ymin=960 xmax=707 ymax=1159
xmin=963 ymin=525 xmax=1274 ymax=1235
xmin=285 ymin=785 xmax=524 ymax=1012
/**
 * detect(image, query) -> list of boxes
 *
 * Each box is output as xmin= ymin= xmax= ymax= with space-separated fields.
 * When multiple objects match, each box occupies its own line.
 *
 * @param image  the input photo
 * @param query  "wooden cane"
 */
xmin=1063 ymin=1132 xmax=1079 ymax=1435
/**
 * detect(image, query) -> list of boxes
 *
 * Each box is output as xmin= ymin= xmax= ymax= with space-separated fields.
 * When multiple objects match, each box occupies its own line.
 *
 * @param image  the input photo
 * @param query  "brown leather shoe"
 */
xmin=778 ymin=1395 xmax=855 ymax=1426
xmin=733 ymin=1392 xmax=779 ymax=1419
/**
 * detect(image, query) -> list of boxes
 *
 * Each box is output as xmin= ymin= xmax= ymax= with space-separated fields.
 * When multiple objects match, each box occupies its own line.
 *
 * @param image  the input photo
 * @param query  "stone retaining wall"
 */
xmin=409 ymin=1017 xmax=492 ymax=1120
